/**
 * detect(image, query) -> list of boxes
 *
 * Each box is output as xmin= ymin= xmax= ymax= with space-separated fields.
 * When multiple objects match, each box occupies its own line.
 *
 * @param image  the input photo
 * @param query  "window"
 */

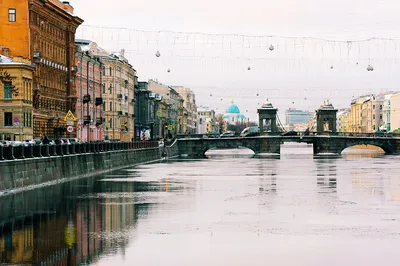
xmin=373 ymin=114 xmax=376 ymax=120
xmin=109 ymin=118 xmax=113 ymax=128
xmin=373 ymin=105 xmax=375 ymax=110
xmin=4 ymin=112 xmax=12 ymax=126
xmin=109 ymin=102 xmax=112 ymax=111
xmin=8 ymin=8 xmax=16 ymax=22
xmin=380 ymin=105 xmax=383 ymax=110
xmin=4 ymin=82 xmax=12 ymax=99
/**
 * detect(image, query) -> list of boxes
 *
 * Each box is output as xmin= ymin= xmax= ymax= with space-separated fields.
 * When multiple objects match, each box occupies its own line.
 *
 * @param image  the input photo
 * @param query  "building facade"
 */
xmin=0 ymin=0 xmax=83 ymax=139
xmin=0 ymin=56 xmax=34 ymax=141
xmin=390 ymin=93 xmax=400 ymax=132
xmin=173 ymin=86 xmax=198 ymax=134
xmin=75 ymin=45 xmax=104 ymax=142
xmin=223 ymin=100 xmax=246 ymax=126
xmin=149 ymin=80 xmax=182 ymax=138
xmin=197 ymin=106 xmax=216 ymax=134
xmin=90 ymin=45 xmax=135 ymax=142
xmin=285 ymin=108 xmax=313 ymax=125
xmin=134 ymin=81 xmax=156 ymax=140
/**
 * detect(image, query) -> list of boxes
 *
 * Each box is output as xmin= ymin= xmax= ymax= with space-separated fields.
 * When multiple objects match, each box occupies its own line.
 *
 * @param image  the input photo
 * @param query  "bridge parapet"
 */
xmin=176 ymin=134 xmax=400 ymax=158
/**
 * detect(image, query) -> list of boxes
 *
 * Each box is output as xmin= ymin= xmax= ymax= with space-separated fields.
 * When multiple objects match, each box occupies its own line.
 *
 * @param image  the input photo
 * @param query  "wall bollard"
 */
xmin=3 ymin=146 xmax=14 ymax=160
xmin=33 ymin=145 xmax=42 ymax=157
xmin=24 ymin=145 xmax=34 ymax=158
xmin=14 ymin=146 xmax=25 ymax=159
xmin=56 ymin=145 xmax=63 ymax=156
xmin=63 ymin=144 xmax=70 ymax=155
xmin=49 ymin=145 xmax=57 ymax=156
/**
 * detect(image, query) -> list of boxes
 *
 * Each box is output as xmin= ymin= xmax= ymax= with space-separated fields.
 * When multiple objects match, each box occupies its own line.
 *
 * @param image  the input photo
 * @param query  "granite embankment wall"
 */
xmin=0 ymin=141 xmax=180 ymax=194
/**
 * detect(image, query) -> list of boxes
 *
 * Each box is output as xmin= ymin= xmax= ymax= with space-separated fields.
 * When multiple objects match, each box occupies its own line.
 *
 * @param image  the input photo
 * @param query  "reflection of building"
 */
xmin=75 ymin=42 xmax=104 ymax=141
xmin=0 ymin=0 xmax=83 ymax=138
xmin=0 ymin=56 xmax=34 ymax=141
xmin=223 ymin=100 xmax=246 ymax=126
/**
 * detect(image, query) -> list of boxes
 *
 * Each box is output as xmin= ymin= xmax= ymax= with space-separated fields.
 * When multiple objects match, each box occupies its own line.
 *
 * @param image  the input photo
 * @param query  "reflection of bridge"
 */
xmin=176 ymin=133 xmax=400 ymax=157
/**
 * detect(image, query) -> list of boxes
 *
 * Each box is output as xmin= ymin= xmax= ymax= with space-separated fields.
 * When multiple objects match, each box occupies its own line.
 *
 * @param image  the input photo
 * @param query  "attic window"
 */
xmin=8 ymin=8 xmax=16 ymax=22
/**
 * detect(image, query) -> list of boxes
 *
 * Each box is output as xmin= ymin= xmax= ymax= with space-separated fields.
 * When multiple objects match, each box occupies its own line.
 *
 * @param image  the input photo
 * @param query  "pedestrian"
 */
xmin=42 ymin=136 xmax=49 ymax=145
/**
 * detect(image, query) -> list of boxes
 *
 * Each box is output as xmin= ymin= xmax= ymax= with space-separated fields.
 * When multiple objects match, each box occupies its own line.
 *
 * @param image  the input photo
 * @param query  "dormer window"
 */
xmin=8 ymin=8 xmax=16 ymax=22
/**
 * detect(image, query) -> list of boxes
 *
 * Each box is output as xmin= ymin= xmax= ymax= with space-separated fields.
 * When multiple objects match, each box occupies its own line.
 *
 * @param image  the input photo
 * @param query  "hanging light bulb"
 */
xmin=356 ymin=62 xmax=359 ymax=65
xmin=256 ymin=93 xmax=259 ymax=96
xmin=167 ymin=69 xmax=170 ymax=73
xmin=367 ymin=65 xmax=374 ymax=71
xmin=247 ymin=66 xmax=251 ymax=70
xmin=155 ymin=51 xmax=161 ymax=57
xmin=330 ymin=65 xmax=334 ymax=69
xmin=292 ymin=101 xmax=295 ymax=104
xmin=269 ymin=44 xmax=274 ymax=51
xmin=210 ymin=94 xmax=212 ymax=97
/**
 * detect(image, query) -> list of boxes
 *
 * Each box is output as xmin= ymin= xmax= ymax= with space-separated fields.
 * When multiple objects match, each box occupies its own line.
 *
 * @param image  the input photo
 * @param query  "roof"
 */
xmin=226 ymin=104 xmax=240 ymax=114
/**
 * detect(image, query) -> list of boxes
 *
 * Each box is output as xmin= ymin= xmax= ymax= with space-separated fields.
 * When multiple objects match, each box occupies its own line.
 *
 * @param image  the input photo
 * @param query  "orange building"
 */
xmin=0 ymin=0 xmax=83 ymax=138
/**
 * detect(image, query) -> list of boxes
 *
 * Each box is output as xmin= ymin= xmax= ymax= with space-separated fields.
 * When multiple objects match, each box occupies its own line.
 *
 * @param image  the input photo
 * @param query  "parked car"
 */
xmin=10 ymin=141 xmax=29 ymax=147
xmin=69 ymin=138 xmax=79 ymax=144
xmin=0 ymin=141 xmax=11 ymax=147
xmin=282 ymin=131 xmax=298 ymax=136
xmin=220 ymin=131 xmax=235 ymax=138
xmin=61 ymin=138 xmax=71 ymax=145
xmin=240 ymin=126 xmax=259 ymax=137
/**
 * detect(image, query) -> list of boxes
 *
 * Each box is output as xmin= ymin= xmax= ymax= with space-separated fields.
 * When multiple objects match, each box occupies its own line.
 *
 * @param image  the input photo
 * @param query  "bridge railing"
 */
xmin=0 ymin=141 xmax=161 ymax=161
xmin=308 ymin=132 xmax=400 ymax=138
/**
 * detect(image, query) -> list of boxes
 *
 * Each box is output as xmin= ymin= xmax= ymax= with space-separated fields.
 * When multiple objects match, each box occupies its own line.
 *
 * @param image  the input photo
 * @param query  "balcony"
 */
xmin=95 ymin=97 xmax=103 ymax=106
xmin=83 ymin=115 xmax=91 ymax=125
xmin=118 ymin=111 xmax=123 ymax=116
xmin=96 ymin=117 xmax=103 ymax=126
xmin=83 ymin=94 xmax=91 ymax=104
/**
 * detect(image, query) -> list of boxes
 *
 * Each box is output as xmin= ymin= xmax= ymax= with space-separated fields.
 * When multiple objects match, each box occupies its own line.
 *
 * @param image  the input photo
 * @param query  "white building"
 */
xmin=223 ymin=100 xmax=246 ymax=125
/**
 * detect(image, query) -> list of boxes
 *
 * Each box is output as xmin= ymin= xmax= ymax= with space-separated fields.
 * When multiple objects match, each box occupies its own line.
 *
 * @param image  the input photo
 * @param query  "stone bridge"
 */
xmin=176 ymin=135 xmax=400 ymax=158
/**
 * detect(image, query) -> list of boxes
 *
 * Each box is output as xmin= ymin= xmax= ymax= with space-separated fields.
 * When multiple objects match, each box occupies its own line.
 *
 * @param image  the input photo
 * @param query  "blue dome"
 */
xmin=238 ymin=114 xmax=246 ymax=119
xmin=226 ymin=104 xmax=240 ymax=114
xmin=223 ymin=115 xmax=229 ymax=119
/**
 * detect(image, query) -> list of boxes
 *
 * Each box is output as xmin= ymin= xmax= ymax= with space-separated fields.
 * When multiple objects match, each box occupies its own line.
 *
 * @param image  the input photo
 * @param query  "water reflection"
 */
xmin=0 ymin=176 xmax=152 ymax=265
xmin=315 ymin=157 xmax=337 ymax=193
xmin=2 ymin=146 xmax=400 ymax=265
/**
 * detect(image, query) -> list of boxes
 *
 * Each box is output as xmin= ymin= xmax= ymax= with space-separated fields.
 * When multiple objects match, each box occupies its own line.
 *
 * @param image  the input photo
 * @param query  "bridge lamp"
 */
xmin=248 ymin=66 xmax=251 ymax=70
xmin=167 ymin=69 xmax=171 ymax=73
xmin=367 ymin=65 xmax=374 ymax=71
xmin=330 ymin=65 xmax=334 ymax=69
xmin=155 ymin=51 xmax=161 ymax=57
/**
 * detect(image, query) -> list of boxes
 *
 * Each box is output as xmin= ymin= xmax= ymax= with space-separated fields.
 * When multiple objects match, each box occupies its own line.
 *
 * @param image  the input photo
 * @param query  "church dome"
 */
xmin=238 ymin=114 xmax=246 ymax=119
xmin=226 ymin=104 xmax=240 ymax=114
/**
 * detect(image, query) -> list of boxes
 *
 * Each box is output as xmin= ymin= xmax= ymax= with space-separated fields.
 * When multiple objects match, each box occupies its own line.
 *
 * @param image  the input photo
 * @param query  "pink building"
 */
xmin=75 ymin=43 xmax=104 ymax=142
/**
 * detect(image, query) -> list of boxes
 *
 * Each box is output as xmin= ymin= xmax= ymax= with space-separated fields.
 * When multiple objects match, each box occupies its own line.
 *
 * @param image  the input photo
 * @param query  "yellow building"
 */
xmin=338 ymin=109 xmax=350 ymax=132
xmin=0 ymin=56 xmax=34 ymax=141
xmin=390 ymin=93 xmax=400 ymax=132
xmin=349 ymin=97 xmax=366 ymax=132
xmin=88 ymin=43 xmax=136 ymax=141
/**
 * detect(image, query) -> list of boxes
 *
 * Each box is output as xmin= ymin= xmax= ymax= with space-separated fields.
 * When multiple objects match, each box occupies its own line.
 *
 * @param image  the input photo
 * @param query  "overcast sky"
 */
xmin=70 ymin=0 xmax=400 ymax=121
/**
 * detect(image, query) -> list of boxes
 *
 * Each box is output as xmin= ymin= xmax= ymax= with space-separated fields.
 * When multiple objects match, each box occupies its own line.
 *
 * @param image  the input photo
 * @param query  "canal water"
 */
xmin=1 ymin=144 xmax=400 ymax=265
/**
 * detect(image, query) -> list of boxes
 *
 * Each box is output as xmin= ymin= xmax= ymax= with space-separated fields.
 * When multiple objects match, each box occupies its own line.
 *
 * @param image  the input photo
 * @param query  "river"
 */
xmin=1 ymin=144 xmax=400 ymax=265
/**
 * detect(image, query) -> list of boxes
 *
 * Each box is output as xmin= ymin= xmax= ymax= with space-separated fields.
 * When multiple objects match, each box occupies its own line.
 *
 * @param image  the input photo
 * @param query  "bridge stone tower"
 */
xmin=257 ymin=102 xmax=278 ymax=133
xmin=316 ymin=99 xmax=338 ymax=132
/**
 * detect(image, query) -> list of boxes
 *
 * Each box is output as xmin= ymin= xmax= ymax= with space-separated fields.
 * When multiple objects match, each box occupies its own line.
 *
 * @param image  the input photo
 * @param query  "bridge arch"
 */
xmin=200 ymin=143 xmax=258 ymax=157
xmin=338 ymin=140 xmax=392 ymax=154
